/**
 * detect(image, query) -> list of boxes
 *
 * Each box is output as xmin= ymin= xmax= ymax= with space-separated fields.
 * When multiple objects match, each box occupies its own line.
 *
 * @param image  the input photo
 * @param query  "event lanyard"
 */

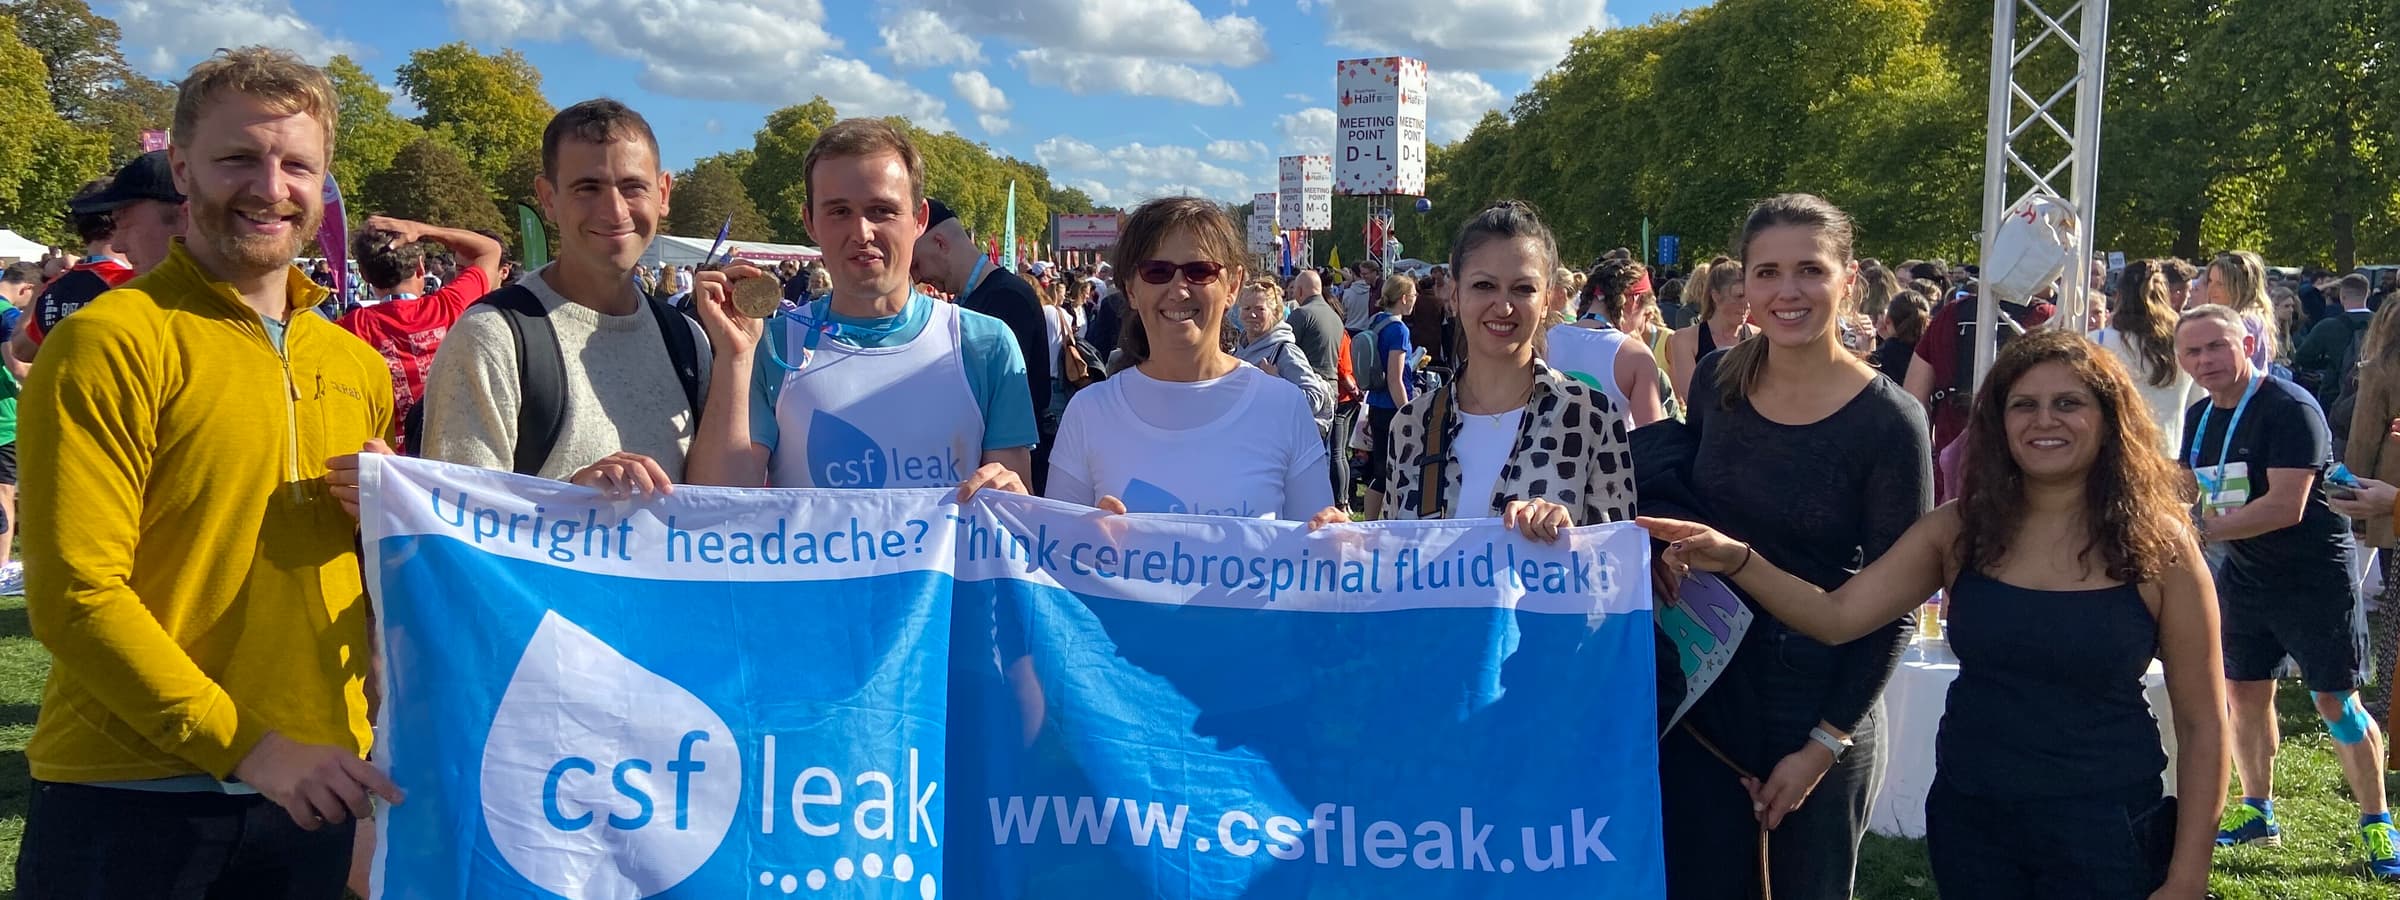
xmin=963 ymin=256 xmax=990 ymax=295
xmin=773 ymin=297 xmax=913 ymax=373
xmin=2189 ymin=374 xmax=2263 ymax=480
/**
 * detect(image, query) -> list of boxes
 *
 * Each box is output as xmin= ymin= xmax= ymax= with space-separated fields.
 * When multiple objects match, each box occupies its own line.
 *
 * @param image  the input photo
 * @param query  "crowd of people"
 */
xmin=6 ymin=42 xmax=2400 ymax=900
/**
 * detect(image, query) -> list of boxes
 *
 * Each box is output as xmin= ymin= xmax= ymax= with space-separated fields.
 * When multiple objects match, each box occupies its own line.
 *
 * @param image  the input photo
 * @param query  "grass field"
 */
xmin=0 ymin=593 xmax=2389 ymax=898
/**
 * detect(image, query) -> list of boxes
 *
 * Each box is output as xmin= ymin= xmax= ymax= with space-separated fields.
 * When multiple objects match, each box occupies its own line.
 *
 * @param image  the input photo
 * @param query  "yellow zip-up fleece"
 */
xmin=19 ymin=240 xmax=394 ymax=782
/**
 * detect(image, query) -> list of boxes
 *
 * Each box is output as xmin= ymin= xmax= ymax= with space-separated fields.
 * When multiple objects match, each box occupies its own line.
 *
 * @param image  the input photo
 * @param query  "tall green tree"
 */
xmin=359 ymin=136 xmax=508 ymax=238
xmin=325 ymin=55 xmax=423 ymax=212
xmin=0 ymin=11 xmax=109 ymax=245
xmin=395 ymin=43 xmax=553 ymax=203
xmin=666 ymin=151 xmax=771 ymax=241
xmin=3 ymin=0 xmax=172 ymax=160
xmin=744 ymin=97 xmax=839 ymax=243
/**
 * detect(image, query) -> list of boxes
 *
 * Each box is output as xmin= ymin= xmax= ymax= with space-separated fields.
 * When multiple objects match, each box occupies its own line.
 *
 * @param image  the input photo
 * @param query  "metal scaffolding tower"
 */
xmin=1971 ymin=0 xmax=2110 ymax=389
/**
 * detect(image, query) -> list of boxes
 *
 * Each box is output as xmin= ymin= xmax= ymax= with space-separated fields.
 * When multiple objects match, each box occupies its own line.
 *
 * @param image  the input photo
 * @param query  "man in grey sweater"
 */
xmin=1282 ymin=269 xmax=1342 ymax=382
xmin=420 ymin=99 xmax=720 ymax=494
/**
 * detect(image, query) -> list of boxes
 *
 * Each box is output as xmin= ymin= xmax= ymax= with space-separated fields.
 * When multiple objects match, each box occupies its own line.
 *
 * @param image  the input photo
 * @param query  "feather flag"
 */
xmin=1002 ymin=182 xmax=1019 ymax=272
xmin=516 ymin=204 xmax=549 ymax=268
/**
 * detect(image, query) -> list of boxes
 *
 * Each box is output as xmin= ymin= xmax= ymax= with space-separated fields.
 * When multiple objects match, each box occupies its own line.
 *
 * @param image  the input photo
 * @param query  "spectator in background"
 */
xmin=2293 ymin=274 xmax=2373 ymax=411
xmin=2093 ymin=259 xmax=2199 ymax=458
xmin=336 ymin=214 xmax=501 ymax=454
xmin=1667 ymin=256 xmax=1750 ymax=408
xmin=1 ymin=262 xmax=39 ymax=336
xmin=15 ymin=152 xmax=186 ymax=365
xmin=1406 ymin=261 xmax=1455 ymax=373
xmin=2338 ymin=295 xmax=2400 ymax=723
xmin=910 ymin=198 xmax=1051 ymax=418
xmin=2163 ymin=258 xmax=2199 ymax=311
xmin=1872 ymin=289 xmax=1929 ymax=383
xmin=1359 ymin=273 xmax=1418 ymax=519
xmin=0 ymin=262 xmax=37 ymax=594
xmin=1340 ymin=259 xmax=1382 ymax=332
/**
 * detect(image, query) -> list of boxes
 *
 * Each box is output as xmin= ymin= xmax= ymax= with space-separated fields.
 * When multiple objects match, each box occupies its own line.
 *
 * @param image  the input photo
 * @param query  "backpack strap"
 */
xmin=478 ymin=285 xmax=566 ymax=477
xmin=1415 ymin=386 xmax=1456 ymax=519
xmin=647 ymin=296 xmax=705 ymax=425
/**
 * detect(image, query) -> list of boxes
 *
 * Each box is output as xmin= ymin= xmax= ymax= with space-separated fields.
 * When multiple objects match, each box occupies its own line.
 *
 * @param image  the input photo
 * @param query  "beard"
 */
xmin=190 ymin=188 xmax=320 ymax=281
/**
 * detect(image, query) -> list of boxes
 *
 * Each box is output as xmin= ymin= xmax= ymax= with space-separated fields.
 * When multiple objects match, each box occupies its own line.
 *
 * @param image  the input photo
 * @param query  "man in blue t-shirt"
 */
xmin=2176 ymin=304 xmax=2398 ymax=878
xmin=683 ymin=119 xmax=1034 ymax=493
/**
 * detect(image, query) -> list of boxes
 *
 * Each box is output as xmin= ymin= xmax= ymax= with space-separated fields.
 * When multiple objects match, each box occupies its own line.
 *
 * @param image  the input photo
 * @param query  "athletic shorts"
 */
xmin=0 ymin=441 xmax=18 ymax=486
xmin=2220 ymin=580 xmax=2368 ymax=693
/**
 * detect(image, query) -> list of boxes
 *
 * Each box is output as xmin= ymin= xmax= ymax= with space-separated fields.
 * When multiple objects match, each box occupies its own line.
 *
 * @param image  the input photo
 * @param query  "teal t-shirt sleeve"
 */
xmin=960 ymin=309 xmax=1037 ymax=450
xmin=748 ymin=320 xmax=793 ymax=452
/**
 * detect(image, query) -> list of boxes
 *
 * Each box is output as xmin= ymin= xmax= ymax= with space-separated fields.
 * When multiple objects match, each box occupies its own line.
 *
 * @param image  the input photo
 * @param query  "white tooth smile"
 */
xmin=1773 ymin=310 xmax=1807 ymax=321
xmin=2031 ymin=439 xmax=2066 ymax=448
xmin=1163 ymin=310 xmax=1197 ymax=323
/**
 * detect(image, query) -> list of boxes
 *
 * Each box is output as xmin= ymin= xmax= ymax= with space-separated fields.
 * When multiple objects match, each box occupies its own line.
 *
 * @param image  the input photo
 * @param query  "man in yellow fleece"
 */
xmin=13 ymin=46 xmax=404 ymax=898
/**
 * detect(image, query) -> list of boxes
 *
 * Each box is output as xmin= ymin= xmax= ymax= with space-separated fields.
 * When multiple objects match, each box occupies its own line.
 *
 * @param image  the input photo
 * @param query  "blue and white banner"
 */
xmin=363 ymin=456 xmax=1664 ymax=899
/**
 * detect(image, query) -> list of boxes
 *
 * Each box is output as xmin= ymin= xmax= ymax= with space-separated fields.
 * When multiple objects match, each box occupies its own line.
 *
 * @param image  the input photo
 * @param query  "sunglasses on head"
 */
xmin=1135 ymin=260 xmax=1225 ymax=286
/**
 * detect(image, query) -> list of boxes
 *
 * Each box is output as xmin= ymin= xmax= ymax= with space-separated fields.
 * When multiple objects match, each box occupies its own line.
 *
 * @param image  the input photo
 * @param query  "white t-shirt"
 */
xmin=1452 ymin=407 xmax=1525 ymax=517
xmin=2091 ymin=327 xmax=2201 ymax=456
xmin=1047 ymin=365 xmax=1332 ymax=519
xmin=1043 ymin=305 xmax=1068 ymax=375
xmin=674 ymin=268 xmax=694 ymax=294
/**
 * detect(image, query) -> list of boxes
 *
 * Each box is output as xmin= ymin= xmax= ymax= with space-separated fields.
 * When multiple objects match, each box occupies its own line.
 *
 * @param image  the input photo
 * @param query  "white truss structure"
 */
xmin=1972 ymin=0 xmax=2111 ymax=389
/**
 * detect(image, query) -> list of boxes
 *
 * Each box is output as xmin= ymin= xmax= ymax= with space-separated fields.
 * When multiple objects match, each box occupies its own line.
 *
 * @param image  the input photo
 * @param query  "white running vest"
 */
xmin=768 ymin=301 xmax=983 ymax=488
xmin=1545 ymin=323 xmax=1632 ymax=415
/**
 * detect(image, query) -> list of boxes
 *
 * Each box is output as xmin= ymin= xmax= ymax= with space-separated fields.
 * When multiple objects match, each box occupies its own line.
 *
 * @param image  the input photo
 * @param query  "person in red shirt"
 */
xmin=1901 ymin=287 xmax=2055 ymax=498
xmin=337 ymin=214 xmax=501 ymax=453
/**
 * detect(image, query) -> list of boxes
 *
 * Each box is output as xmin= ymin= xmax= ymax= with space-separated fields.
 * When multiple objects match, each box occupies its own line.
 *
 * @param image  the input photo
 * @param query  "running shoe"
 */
xmin=0 ymin=561 xmax=23 ymax=596
xmin=2217 ymin=802 xmax=2280 ymax=847
xmin=2365 ymin=821 xmax=2400 ymax=880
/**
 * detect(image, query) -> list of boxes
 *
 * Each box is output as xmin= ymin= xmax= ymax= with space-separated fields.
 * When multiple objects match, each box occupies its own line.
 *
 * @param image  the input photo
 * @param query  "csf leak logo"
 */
xmin=806 ymin=411 xmax=965 ymax=488
xmin=1121 ymin=479 xmax=1259 ymax=518
xmin=480 ymin=612 xmax=739 ymax=899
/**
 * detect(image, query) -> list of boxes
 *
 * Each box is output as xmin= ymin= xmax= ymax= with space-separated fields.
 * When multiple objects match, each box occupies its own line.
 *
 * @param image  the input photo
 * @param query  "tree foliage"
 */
xmin=666 ymin=151 xmax=771 ymax=242
xmin=325 ymin=55 xmax=423 ymax=212
xmin=743 ymin=98 xmax=838 ymax=243
xmin=360 ymin=137 xmax=507 ymax=238
xmin=395 ymin=43 xmax=552 ymax=201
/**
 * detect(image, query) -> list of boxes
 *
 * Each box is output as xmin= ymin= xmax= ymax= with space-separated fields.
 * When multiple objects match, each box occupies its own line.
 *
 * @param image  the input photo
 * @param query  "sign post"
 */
xmin=1335 ymin=57 xmax=1427 ymax=271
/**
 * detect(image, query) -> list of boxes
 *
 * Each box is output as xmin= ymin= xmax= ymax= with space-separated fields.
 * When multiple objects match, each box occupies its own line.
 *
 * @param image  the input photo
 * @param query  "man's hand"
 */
xmin=957 ymin=463 xmax=1029 ymax=503
xmin=360 ymin=215 xmax=423 ymax=246
xmin=689 ymin=265 xmax=766 ymax=359
xmin=326 ymin=439 xmax=393 ymax=520
xmin=234 ymin=732 xmax=405 ymax=830
xmin=570 ymin=452 xmax=675 ymax=499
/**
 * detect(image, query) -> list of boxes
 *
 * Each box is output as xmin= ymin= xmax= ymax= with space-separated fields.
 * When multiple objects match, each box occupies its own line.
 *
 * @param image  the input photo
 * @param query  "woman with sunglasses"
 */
xmin=1044 ymin=197 xmax=1330 ymax=519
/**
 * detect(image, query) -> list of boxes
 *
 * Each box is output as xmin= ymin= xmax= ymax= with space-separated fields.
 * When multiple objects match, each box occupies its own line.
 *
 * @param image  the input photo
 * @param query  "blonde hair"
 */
xmin=174 ymin=47 xmax=337 ymax=150
xmin=2209 ymin=251 xmax=2276 ymax=356
xmin=1380 ymin=273 xmax=1417 ymax=310
xmin=1239 ymin=278 xmax=1287 ymax=321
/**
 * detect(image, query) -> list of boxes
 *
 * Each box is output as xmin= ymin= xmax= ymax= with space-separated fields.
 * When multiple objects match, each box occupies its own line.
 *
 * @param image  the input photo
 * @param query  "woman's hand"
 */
xmin=1306 ymin=506 xmax=1350 ymax=531
xmin=1636 ymin=516 xmax=1752 ymax=574
xmin=956 ymin=463 xmax=1028 ymax=502
xmin=1744 ymin=741 xmax=1837 ymax=830
xmin=1502 ymin=499 xmax=1572 ymax=543
xmin=2328 ymin=476 xmax=2397 ymax=521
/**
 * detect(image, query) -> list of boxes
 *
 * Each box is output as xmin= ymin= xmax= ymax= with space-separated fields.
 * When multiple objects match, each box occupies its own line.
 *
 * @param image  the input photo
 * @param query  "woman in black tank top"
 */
xmin=1643 ymin=330 xmax=2228 ymax=900
xmin=1666 ymin=258 xmax=1752 ymax=408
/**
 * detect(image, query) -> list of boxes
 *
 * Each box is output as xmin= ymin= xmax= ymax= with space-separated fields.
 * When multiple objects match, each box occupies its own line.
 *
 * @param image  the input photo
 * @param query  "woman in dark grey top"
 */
xmin=1648 ymin=195 xmax=1932 ymax=900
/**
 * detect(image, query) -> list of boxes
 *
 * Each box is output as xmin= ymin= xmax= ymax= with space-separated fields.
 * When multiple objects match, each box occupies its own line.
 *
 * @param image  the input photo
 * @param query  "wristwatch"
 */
xmin=1808 ymin=726 xmax=1853 ymax=760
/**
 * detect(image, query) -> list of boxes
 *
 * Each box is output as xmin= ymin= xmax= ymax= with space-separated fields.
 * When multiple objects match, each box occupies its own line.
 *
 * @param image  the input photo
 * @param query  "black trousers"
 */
xmin=16 ymin=780 xmax=356 ymax=900
xmin=1927 ymin=777 xmax=2173 ymax=899
xmin=1660 ymin=706 xmax=1884 ymax=900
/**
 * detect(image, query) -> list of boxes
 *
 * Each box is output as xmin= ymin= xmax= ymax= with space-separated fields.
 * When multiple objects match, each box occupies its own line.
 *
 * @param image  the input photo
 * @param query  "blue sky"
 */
xmin=96 ymin=0 xmax=1699 ymax=206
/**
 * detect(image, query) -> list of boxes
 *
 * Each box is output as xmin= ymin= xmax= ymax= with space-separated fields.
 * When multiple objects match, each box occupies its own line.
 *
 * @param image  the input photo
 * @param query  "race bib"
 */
xmin=2197 ymin=461 xmax=2251 ymax=516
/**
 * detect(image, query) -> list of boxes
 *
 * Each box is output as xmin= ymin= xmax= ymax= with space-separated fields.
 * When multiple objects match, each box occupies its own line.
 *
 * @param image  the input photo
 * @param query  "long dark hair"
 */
xmin=1445 ymin=200 xmax=1559 ymax=376
xmin=1885 ymin=290 xmax=1930 ymax=343
xmin=2110 ymin=258 xmax=2181 ymax=387
xmin=1583 ymin=256 xmax=1648 ymax=323
xmin=1956 ymin=329 xmax=2191 ymax=583
xmin=1109 ymin=197 xmax=1243 ymax=366
xmin=1713 ymin=193 xmax=1855 ymax=411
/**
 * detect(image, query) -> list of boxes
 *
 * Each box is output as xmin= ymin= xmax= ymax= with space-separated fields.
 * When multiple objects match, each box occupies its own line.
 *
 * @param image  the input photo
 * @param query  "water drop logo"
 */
xmin=481 ymin=612 xmax=739 ymax=899
xmin=1120 ymin=479 xmax=1188 ymax=514
xmin=809 ymin=411 xmax=888 ymax=488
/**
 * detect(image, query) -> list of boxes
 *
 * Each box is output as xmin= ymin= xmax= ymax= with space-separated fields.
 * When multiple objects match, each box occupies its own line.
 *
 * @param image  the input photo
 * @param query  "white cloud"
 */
xmin=704 ymin=118 xmax=724 ymax=135
xmin=977 ymin=114 xmax=1012 ymax=135
xmin=1284 ymin=92 xmax=1313 ymax=104
xmin=1034 ymin=135 xmax=1262 ymax=206
xmin=1205 ymin=139 xmax=1267 ymax=162
xmin=116 ymin=0 xmax=357 ymax=74
xmin=1311 ymin=0 xmax=1608 ymax=71
xmin=879 ymin=8 xmax=984 ymax=68
xmin=912 ymin=0 xmax=1268 ymax=66
xmin=1428 ymin=70 xmax=1509 ymax=143
xmin=444 ymin=0 xmax=955 ymax=132
xmin=950 ymin=70 xmax=1010 ymax=114
xmin=1016 ymin=49 xmax=1240 ymax=106
xmin=1276 ymin=107 xmax=1336 ymax=155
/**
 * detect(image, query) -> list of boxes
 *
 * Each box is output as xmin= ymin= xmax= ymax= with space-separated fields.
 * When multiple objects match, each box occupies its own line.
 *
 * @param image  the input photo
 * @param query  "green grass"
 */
xmin=1859 ymin=684 xmax=2400 ymax=899
xmin=0 ymin=591 xmax=2389 ymax=897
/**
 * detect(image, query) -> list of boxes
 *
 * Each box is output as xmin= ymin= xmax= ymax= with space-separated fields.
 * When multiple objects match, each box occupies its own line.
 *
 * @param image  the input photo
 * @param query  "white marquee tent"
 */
xmin=0 ymin=229 xmax=47 ymax=263
xmin=639 ymin=234 xmax=821 ymax=268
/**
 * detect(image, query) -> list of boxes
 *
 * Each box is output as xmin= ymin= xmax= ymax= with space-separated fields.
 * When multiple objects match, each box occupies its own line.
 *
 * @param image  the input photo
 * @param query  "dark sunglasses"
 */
xmin=1135 ymin=260 xmax=1225 ymax=286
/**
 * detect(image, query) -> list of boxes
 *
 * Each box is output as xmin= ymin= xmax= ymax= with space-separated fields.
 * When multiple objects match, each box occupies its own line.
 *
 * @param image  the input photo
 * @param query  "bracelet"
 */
xmin=1727 ymin=543 xmax=1755 ymax=578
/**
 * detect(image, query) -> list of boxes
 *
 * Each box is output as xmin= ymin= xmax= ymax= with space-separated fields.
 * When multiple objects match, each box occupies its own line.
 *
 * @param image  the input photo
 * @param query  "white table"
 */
xmin=1866 ymin=639 xmax=2179 ymax=838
